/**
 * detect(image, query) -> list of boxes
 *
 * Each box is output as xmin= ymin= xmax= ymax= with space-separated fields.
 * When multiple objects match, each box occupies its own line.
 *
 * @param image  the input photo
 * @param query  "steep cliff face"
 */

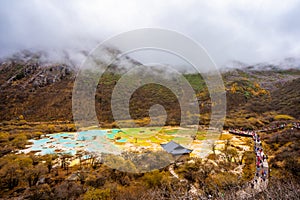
xmin=0 ymin=62 xmax=73 ymax=89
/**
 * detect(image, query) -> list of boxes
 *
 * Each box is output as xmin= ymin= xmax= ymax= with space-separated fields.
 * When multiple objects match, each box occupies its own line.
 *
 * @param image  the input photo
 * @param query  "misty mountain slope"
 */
xmin=222 ymin=65 xmax=300 ymax=91
xmin=1 ymin=51 xmax=300 ymax=127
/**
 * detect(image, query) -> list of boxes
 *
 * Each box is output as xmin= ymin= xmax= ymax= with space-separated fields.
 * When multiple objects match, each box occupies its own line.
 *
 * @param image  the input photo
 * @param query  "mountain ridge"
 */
xmin=1 ymin=51 xmax=299 ymax=128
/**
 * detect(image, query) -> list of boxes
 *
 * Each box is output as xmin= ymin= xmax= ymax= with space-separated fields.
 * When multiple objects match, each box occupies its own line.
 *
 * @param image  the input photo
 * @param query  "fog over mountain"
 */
xmin=1 ymin=0 xmax=300 ymax=67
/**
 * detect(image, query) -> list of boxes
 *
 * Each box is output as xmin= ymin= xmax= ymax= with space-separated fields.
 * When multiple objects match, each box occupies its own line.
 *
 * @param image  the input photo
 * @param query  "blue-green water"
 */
xmin=23 ymin=129 xmax=120 ymax=155
xmin=106 ymin=133 xmax=116 ymax=140
xmin=116 ymin=138 xmax=127 ymax=143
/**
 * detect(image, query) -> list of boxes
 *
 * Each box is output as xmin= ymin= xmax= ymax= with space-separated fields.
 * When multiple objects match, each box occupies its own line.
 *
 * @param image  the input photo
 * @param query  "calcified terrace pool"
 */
xmin=20 ymin=127 xmax=211 ymax=157
xmin=21 ymin=129 xmax=122 ymax=156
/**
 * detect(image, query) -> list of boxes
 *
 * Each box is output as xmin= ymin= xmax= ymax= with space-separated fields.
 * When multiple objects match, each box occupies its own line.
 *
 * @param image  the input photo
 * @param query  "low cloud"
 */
xmin=0 ymin=0 xmax=299 ymax=66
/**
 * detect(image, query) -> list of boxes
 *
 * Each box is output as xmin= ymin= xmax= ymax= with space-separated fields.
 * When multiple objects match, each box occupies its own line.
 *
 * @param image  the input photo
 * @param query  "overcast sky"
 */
xmin=0 ymin=0 xmax=300 ymax=67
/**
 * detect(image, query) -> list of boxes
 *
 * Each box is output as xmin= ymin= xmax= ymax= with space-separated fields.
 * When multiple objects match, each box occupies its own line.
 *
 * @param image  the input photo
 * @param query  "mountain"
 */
xmin=1 ymin=51 xmax=300 ymax=128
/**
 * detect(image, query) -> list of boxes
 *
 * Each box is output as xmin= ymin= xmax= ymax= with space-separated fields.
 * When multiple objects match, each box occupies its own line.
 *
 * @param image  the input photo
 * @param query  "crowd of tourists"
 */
xmin=228 ymin=121 xmax=300 ymax=194
xmin=228 ymin=129 xmax=254 ymax=137
xmin=228 ymin=129 xmax=269 ymax=189
xmin=252 ymin=133 xmax=268 ymax=183
xmin=229 ymin=121 xmax=300 ymax=135
xmin=260 ymin=123 xmax=286 ymax=132
xmin=293 ymin=122 xmax=300 ymax=129
xmin=261 ymin=122 xmax=300 ymax=132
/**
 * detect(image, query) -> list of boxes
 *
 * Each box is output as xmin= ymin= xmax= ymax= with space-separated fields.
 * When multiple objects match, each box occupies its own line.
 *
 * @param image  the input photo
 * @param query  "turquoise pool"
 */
xmin=22 ymin=129 xmax=120 ymax=156
xmin=116 ymin=138 xmax=127 ymax=143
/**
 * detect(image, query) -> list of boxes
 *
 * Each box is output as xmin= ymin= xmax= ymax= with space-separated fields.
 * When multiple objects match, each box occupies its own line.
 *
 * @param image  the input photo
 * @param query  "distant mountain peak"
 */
xmin=222 ymin=57 xmax=300 ymax=72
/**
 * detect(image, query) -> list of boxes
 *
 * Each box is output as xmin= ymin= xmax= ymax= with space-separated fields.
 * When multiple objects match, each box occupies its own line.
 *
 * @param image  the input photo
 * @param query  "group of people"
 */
xmin=253 ymin=133 xmax=268 ymax=183
xmin=229 ymin=122 xmax=300 ymax=192
xmin=230 ymin=122 xmax=300 ymax=134
xmin=260 ymin=123 xmax=286 ymax=132
xmin=228 ymin=129 xmax=255 ymax=137
xmin=292 ymin=122 xmax=300 ymax=129
xmin=261 ymin=122 xmax=300 ymax=132
xmin=228 ymin=129 xmax=269 ymax=189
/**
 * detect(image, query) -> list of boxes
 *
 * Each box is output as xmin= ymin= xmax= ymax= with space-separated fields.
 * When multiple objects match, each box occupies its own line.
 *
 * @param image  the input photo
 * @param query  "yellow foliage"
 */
xmin=0 ymin=132 xmax=9 ymax=141
xmin=207 ymin=173 xmax=239 ymax=189
xmin=254 ymin=82 xmax=260 ymax=89
xmin=84 ymin=188 xmax=111 ymax=200
xmin=274 ymin=114 xmax=295 ymax=121
xmin=142 ymin=170 xmax=166 ymax=188
xmin=219 ymin=133 xmax=233 ymax=140
xmin=230 ymin=83 xmax=237 ymax=93
xmin=10 ymin=134 xmax=28 ymax=149
xmin=248 ymin=117 xmax=264 ymax=126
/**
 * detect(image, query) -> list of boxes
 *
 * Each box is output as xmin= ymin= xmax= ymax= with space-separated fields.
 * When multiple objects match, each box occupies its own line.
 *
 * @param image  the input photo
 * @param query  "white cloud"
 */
xmin=0 ymin=0 xmax=299 ymax=66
